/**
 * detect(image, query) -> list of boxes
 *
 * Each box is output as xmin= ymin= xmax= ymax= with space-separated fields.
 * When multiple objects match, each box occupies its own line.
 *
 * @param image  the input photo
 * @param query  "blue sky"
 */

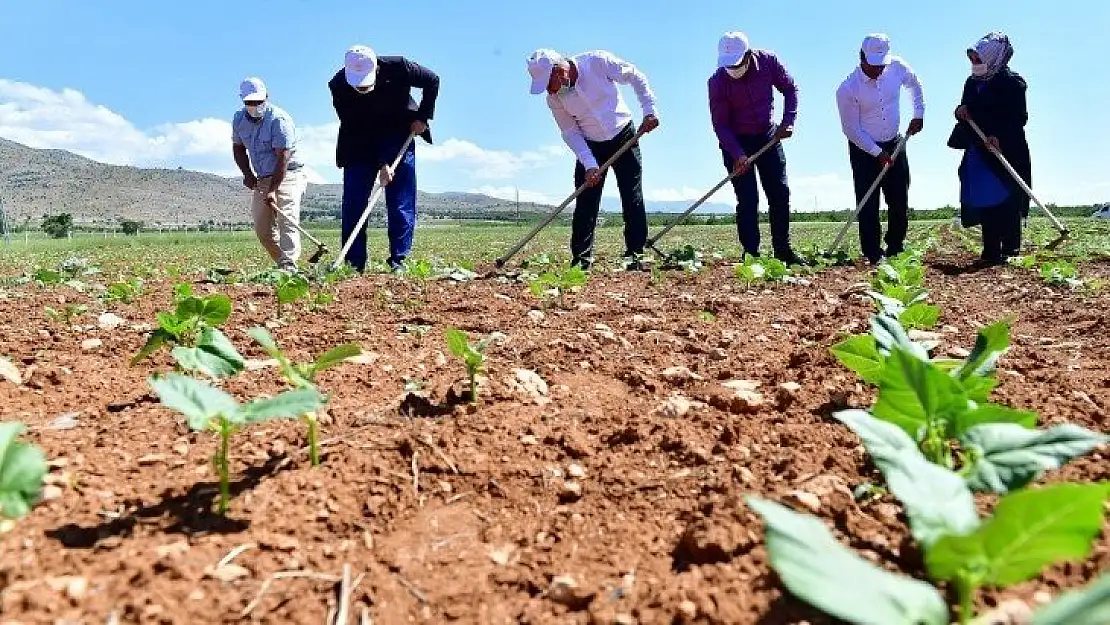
xmin=1 ymin=0 xmax=1107 ymax=211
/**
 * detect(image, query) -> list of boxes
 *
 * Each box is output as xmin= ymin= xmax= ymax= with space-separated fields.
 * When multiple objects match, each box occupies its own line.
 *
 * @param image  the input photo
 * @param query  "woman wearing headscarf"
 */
xmin=947 ymin=32 xmax=1031 ymax=265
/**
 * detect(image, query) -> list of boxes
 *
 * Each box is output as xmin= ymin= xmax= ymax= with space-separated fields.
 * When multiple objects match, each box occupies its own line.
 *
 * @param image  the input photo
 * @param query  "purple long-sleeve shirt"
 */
xmin=708 ymin=49 xmax=798 ymax=161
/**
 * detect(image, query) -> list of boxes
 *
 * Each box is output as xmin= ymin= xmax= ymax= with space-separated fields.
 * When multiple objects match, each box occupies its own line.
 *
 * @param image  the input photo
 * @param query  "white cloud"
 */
xmin=423 ymin=139 xmax=561 ymax=179
xmin=644 ymin=186 xmax=730 ymax=203
xmin=0 ymin=78 xmax=560 ymax=190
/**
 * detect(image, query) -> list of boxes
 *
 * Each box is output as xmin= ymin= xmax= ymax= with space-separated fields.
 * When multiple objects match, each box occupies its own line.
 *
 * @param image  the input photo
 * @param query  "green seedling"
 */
xmin=828 ymin=412 xmax=1108 ymax=623
xmin=32 ymin=269 xmax=64 ymax=286
xmin=149 ymin=373 xmax=323 ymax=513
xmin=747 ymin=476 xmax=1110 ymax=625
xmin=247 ymin=327 xmax=360 ymax=466
xmin=444 ymin=328 xmax=500 ymax=404
xmin=528 ymin=266 xmax=588 ymax=309
xmin=0 ymin=422 xmax=48 ymax=521
xmin=733 ymin=255 xmax=790 ymax=287
xmin=44 ymin=304 xmax=88 ymax=326
xmin=697 ymin=310 xmax=716 ymax=323
xmin=133 ymin=291 xmax=243 ymax=378
xmin=1039 ymin=259 xmax=1086 ymax=289
xmin=832 ymin=316 xmax=1107 ymax=490
xmin=103 ymin=278 xmax=144 ymax=304
xmin=659 ymin=245 xmax=704 ymax=272
xmin=401 ymin=323 xmax=432 ymax=343
xmin=275 ymin=271 xmax=310 ymax=318
xmin=1006 ymin=254 xmax=1039 ymax=270
xmin=308 ymin=290 xmax=335 ymax=312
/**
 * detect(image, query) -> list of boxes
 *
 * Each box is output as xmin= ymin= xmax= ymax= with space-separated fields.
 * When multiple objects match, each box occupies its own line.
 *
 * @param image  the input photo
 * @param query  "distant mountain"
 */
xmin=0 ymin=138 xmax=552 ymax=227
xmin=603 ymin=198 xmax=735 ymax=214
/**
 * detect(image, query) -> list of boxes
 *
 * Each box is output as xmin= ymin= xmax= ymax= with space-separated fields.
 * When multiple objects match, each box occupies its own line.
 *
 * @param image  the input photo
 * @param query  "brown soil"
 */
xmin=1 ymin=253 xmax=1108 ymax=624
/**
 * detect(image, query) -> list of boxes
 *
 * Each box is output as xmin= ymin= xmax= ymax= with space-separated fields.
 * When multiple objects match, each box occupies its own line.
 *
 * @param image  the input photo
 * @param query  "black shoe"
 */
xmin=570 ymin=257 xmax=593 ymax=271
xmin=774 ymin=250 xmax=805 ymax=266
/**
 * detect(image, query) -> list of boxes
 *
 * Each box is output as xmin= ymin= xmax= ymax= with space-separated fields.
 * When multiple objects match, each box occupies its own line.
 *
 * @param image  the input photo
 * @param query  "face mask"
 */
xmin=725 ymin=61 xmax=750 ymax=79
xmin=355 ymin=85 xmax=374 ymax=95
xmin=556 ymin=81 xmax=572 ymax=96
xmin=971 ymin=63 xmax=989 ymax=76
xmin=245 ymin=103 xmax=265 ymax=119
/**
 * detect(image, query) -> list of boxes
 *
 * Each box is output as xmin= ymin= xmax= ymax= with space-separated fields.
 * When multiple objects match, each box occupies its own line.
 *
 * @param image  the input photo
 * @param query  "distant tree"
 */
xmin=41 ymin=213 xmax=73 ymax=239
xmin=121 ymin=219 xmax=143 ymax=235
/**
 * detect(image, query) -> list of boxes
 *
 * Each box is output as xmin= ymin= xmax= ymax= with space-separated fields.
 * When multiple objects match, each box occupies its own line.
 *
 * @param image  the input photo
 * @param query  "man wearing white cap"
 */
xmin=329 ymin=45 xmax=440 ymax=272
xmin=231 ymin=77 xmax=307 ymax=271
xmin=835 ymin=33 xmax=925 ymax=263
xmin=708 ymin=31 xmax=801 ymax=264
xmin=526 ymin=48 xmax=659 ymax=270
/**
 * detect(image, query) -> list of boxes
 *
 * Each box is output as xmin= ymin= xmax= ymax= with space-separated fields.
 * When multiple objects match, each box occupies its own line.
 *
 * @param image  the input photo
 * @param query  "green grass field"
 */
xmin=1 ymin=217 xmax=1107 ymax=278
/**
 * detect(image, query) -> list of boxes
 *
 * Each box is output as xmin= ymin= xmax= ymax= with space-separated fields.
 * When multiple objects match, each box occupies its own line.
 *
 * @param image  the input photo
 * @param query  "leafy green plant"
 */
xmin=275 ymin=272 xmax=310 ymax=318
xmin=247 ymin=327 xmax=360 ymax=466
xmin=659 ymin=245 xmax=704 ymax=272
xmin=148 ymin=373 xmax=323 ymax=513
xmin=103 ymin=278 xmax=144 ymax=304
xmin=133 ymin=291 xmax=243 ymax=378
xmin=444 ymin=328 xmax=499 ymax=404
xmin=747 ymin=475 xmax=1110 ymax=625
xmin=0 ymin=422 xmax=48 ymax=520
xmin=528 ymin=266 xmax=588 ymax=309
xmin=734 ymin=255 xmax=790 ymax=287
xmin=44 ymin=304 xmax=88 ymax=326
xmin=832 ymin=317 xmax=1107 ymax=490
xmin=1039 ymin=259 xmax=1086 ymax=289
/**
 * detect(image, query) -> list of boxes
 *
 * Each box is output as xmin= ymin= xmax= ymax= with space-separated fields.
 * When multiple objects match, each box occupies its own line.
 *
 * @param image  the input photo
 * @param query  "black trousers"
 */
xmin=721 ymin=124 xmax=792 ymax=257
xmin=980 ymin=195 xmax=1023 ymax=261
xmin=848 ymin=137 xmax=910 ymax=262
xmin=571 ymin=123 xmax=647 ymax=264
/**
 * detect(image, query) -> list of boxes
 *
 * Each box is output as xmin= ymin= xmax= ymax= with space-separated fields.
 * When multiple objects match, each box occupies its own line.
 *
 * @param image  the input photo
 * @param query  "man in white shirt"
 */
xmin=835 ymin=34 xmax=925 ymax=263
xmin=527 ymin=48 xmax=660 ymax=270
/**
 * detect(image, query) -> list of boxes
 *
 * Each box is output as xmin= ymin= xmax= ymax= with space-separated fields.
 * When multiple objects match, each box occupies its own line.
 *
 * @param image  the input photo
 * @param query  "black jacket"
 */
xmin=329 ymin=56 xmax=440 ymax=168
xmin=947 ymin=68 xmax=1031 ymax=211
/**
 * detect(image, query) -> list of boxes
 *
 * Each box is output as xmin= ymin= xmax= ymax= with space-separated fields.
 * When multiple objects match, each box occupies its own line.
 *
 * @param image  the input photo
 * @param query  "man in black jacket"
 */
xmin=330 ymin=45 xmax=439 ymax=272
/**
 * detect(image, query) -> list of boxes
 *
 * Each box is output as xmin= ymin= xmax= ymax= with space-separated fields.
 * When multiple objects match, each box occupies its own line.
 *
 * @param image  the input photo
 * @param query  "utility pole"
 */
xmin=0 ymin=197 xmax=10 ymax=246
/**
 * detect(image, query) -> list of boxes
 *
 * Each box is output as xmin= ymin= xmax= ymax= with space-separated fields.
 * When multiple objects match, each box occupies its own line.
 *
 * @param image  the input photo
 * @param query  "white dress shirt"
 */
xmin=835 ymin=57 xmax=925 ymax=156
xmin=546 ymin=50 xmax=658 ymax=169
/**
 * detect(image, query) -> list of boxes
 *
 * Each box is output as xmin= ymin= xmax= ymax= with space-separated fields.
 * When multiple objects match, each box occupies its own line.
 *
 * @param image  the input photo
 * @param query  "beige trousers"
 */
xmin=251 ymin=168 xmax=308 ymax=268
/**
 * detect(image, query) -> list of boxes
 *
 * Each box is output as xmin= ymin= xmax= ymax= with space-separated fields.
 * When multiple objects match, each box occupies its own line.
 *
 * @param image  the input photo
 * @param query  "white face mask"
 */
xmin=245 ymin=103 xmax=264 ymax=118
xmin=971 ymin=63 xmax=989 ymax=76
xmin=725 ymin=61 xmax=750 ymax=79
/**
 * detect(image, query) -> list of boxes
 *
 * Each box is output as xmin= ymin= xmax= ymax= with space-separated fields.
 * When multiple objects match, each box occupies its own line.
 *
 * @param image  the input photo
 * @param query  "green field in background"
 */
xmin=1 ymin=218 xmax=1106 ymax=277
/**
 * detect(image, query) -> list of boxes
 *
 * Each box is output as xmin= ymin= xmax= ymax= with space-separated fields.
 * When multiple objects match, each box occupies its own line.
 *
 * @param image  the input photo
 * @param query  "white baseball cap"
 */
xmin=527 ymin=49 xmax=563 ymax=95
xmin=344 ymin=45 xmax=378 ymax=89
xmin=862 ymin=33 xmax=892 ymax=66
xmin=717 ymin=32 xmax=751 ymax=68
xmin=239 ymin=77 xmax=267 ymax=102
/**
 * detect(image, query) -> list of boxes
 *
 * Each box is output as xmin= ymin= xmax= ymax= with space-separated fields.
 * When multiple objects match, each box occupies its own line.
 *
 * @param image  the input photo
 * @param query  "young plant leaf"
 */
xmin=872 ymin=348 xmax=968 ymax=441
xmin=237 ymin=388 xmax=324 ymax=424
xmin=132 ymin=328 xmax=172 ymax=365
xmin=171 ymin=327 xmax=245 ymax=379
xmin=311 ymin=344 xmax=362 ymax=375
xmin=247 ymin=326 xmax=280 ymax=354
xmin=955 ymin=318 xmax=1012 ymax=380
xmin=444 ymin=328 xmax=469 ymax=359
xmin=960 ymin=374 xmax=1001 ymax=404
xmin=830 ymin=335 xmax=885 ymax=385
xmin=835 ymin=410 xmax=981 ymax=547
xmin=926 ymin=483 xmax=1110 ymax=587
xmin=746 ymin=496 xmax=948 ymax=625
xmin=953 ymin=404 xmax=1037 ymax=437
xmin=0 ymin=422 xmax=47 ymax=520
xmin=961 ymin=424 xmax=1109 ymax=494
xmin=199 ymin=294 xmax=232 ymax=326
xmin=899 ymin=303 xmax=939 ymax=330
xmin=1031 ymin=572 xmax=1110 ymax=625
xmin=148 ymin=373 xmax=239 ymax=431
xmin=871 ymin=315 xmax=929 ymax=362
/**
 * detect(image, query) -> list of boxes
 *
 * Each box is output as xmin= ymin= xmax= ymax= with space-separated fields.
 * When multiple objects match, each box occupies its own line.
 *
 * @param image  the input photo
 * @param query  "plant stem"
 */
xmin=468 ymin=371 xmax=477 ymax=404
xmin=956 ymin=573 xmax=977 ymax=625
xmin=217 ymin=417 xmax=231 ymax=515
xmin=305 ymin=412 xmax=319 ymax=466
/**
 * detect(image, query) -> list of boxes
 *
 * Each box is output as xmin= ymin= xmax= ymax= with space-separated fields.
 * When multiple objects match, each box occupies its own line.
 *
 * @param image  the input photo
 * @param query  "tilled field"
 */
xmin=0 ymin=254 xmax=1107 ymax=624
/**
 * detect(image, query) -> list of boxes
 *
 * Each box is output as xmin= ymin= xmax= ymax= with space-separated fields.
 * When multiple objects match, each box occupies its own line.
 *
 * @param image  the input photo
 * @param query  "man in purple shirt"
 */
xmin=708 ymin=31 xmax=801 ymax=264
